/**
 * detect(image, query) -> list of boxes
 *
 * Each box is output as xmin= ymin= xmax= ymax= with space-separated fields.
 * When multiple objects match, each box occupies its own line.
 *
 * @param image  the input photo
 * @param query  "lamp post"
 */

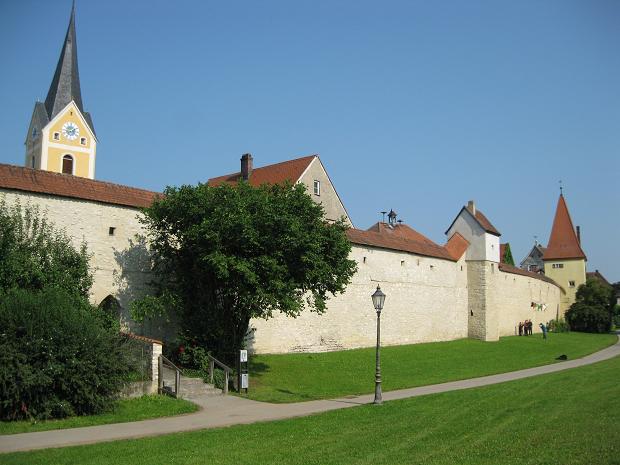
xmin=371 ymin=285 xmax=386 ymax=405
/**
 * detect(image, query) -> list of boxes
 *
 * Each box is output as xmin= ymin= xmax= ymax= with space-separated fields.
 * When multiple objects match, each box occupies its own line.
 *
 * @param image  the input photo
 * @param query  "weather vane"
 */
xmin=559 ymin=180 xmax=563 ymax=195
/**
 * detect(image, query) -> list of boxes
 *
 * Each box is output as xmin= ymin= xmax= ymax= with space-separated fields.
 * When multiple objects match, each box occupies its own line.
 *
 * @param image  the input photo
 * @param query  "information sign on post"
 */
xmin=238 ymin=350 xmax=249 ymax=394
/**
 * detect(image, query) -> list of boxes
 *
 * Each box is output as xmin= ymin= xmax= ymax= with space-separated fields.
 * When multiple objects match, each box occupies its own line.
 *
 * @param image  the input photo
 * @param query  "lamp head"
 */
xmin=371 ymin=285 xmax=386 ymax=313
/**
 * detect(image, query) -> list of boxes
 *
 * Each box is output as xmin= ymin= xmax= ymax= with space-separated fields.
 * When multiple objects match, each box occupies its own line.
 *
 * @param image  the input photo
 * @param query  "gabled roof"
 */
xmin=498 ymin=262 xmax=564 ymax=292
xmin=586 ymin=270 xmax=611 ymax=287
xmin=0 ymin=163 xmax=158 ymax=209
xmin=445 ymin=204 xmax=501 ymax=236
xmin=347 ymin=227 xmax=455 ymax=261
xmin=366 ymin=222 xmax=437 ymax=246
xmin=519 ymin=243 xmax=546 ymax=267
xmin=44 ymin=4 xmax=93 ymax=133
xmin=208 ymin=155 xmax=316 ymax=187
xmin=543 ymin=194 xmax=586 ymax=261
xmin=445 ymin=232 xmax=470 ymax=260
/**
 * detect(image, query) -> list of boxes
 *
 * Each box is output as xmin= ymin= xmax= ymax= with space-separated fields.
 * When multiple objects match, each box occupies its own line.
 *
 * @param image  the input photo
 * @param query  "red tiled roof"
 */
xmin=347 ymin=228 xmax=455 ymax=261
xmin=500 ymin=243 xmax=507 ymax=262
xmin=0 ymin=164 xmax=159 ymax=208
xmin=366 ymin=222 xmax=437 ymax=245
xmin=208 ymin=155 xmax=316 ymax=187
xmin=445 ymin=232 xmax=469 ymax=260
xmin=469 ymin=206 xmax=501 ymax=236
xmin=586 ymin=270 xmax=611 ymax=287
xmin=498 ymin=262 xmax=564 ymax=291
xmin=543 ymin=194 xmax=586 ymax=261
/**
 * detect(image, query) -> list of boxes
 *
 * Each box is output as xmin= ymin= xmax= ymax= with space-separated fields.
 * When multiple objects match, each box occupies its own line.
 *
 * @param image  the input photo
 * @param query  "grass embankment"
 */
xmin=245 ymin=332 xmax=616 ymax=402
xmin=5 ymin=342 xmax=620 ymax=464
xmin=0 ymin=395 xmax=198 ymax=435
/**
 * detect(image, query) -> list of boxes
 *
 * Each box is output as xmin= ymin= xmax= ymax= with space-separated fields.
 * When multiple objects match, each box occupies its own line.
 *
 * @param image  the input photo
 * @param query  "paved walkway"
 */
xmin=2 ymin=335 xmax=619 ymax=454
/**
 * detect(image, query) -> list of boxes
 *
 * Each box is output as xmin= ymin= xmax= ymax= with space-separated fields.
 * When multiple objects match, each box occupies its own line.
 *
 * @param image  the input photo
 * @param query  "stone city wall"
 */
xmin=249 ymin=244 xmax=469 ymax=354
xmin=493 ymin=269 xmax=562 ymax=337
xmin=0 ymin=189 xmax=152 ymax=333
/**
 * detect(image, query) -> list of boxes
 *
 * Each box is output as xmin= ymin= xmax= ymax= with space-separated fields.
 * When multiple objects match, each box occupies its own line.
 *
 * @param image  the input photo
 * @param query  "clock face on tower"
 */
xmin=61 ymin=121 xmax=80 ymax=141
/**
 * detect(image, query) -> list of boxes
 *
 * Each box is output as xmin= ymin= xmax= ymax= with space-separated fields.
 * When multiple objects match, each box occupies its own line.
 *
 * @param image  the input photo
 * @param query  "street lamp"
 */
xmin=371 ymin=285 xmax=386 ymax=405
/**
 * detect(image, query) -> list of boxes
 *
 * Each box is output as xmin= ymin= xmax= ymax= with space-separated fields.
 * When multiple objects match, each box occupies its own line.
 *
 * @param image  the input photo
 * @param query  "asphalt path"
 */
xmin=2 ymin=333 xmax=619 ymax=454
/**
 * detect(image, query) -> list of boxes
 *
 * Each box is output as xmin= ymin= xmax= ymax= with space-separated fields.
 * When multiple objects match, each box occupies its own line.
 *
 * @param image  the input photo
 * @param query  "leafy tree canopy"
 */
xmin=132 ymin=182 xmax=357 ymax=360
xmin=565 ymin=278 xmax=614 ymax=333
xmin=0 ymin=198 xmax=92 ymax=299
xmin=501 ymin=243 xmax=515 ymax=266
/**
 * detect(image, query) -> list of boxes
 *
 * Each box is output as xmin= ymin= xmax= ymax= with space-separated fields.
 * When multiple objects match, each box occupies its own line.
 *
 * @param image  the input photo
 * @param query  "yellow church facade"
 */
xmin=26 ymin=101 xmax=97 ymax=179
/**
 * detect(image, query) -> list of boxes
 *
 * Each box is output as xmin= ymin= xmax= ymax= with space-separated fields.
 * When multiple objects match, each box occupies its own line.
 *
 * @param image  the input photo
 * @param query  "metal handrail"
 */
xmin=158 ymin=354 xmax=182 ymax=398
xmin=206 ymin=353 xmax=232 ymax=395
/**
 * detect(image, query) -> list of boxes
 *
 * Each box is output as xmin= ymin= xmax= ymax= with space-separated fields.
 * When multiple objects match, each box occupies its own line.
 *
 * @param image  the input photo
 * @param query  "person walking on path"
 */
xmin=540 ymin=323 xmax=548 ymax=340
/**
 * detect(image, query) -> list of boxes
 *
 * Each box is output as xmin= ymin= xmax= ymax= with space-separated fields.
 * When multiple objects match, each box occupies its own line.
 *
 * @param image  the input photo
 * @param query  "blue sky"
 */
xmin=1 ymin=0 xmax=619 ymax=281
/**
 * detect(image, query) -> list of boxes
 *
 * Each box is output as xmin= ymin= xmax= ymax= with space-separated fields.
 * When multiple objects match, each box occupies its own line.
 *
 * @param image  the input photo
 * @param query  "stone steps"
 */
xmin=161 ymin=373 xmax=224 ymax=399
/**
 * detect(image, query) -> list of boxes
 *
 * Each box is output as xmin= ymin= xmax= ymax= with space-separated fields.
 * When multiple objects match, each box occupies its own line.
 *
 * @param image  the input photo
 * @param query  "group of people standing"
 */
xmin=518 ymin=320 xmax=533 ymax=336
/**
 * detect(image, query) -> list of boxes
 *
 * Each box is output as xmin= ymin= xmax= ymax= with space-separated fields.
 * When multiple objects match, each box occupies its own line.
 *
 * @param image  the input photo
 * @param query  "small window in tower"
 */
xmin=32 ymin=128 xmax=37 ymax=138
xmin=31 ymin=156 xmax=36 ymax=169
xmin=80 ymin=137 xmax=87 ymax=146
xmin=363 ymin=257 xmax=367 ymax=264
xmin=313 ymin=180 xmax=320 ymax=196
xmin=53 ymin=132 xmax=60 ymax=141
xmin=401 ymin=260 xmax=405 ymax=267
xmin=569 ymin=280 xmax=575 ymax=288
xmin=62 ymin=154 xmax=74 ymax=174
xmin=109 ymin=227 xmax=116 ymax=236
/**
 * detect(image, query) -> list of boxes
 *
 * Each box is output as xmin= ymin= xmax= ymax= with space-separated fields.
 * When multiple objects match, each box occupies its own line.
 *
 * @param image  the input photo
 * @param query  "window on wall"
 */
xmin=569 ymin=280 xmax=575 ymax=288
xmin=31 ymin=156 xmax=35 ymax=168
xmin=62 ymin=155 xmax=74 ymax=174
xmin=313 ymin=180 xmax=320 ymax=196
xmin=552 ymin=263 xmax=564 ymax=269
xmin=53 ymin=132 xmax=60 ymax=141
xmin=80 ymin=137 xmax=87 ymax=146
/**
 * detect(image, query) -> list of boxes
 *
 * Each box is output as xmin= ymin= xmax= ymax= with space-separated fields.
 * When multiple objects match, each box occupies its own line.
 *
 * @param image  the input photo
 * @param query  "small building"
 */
xmin=520 ymin=243 xmax=546 ymax=274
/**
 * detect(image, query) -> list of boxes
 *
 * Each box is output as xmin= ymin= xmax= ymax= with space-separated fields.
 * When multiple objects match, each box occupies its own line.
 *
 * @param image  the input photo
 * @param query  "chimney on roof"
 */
xmin=467 ymin=200 xmax=476 ymax=216
xmin=240 ymin=153 xmax=253 ymax=181
xmin=576 ymin=225 xmax=581 ymax=244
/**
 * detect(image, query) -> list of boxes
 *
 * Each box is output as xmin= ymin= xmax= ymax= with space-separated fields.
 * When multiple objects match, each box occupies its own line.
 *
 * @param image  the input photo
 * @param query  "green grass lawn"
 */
xmin=0 ymin=395 xmax=199 ymax=435
xmin=244 ymin=332 xmax=617 ymax=402
xmin=4 ymin=342 xmax=620 ymax=464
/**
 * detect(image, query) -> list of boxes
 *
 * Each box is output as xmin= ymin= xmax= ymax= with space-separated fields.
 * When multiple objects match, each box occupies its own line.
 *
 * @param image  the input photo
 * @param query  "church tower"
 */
xmin=543 ymin=193 xmax=587 ymax=314
xmin=24 ymin=3 xmax=97 ymax=179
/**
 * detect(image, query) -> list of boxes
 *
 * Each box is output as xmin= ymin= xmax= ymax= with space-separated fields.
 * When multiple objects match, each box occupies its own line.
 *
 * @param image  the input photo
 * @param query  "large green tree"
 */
xmin=133 ymin=182 xmax=356 ymax=361
xmin=565 ymin=278 xmax=614 ymax=333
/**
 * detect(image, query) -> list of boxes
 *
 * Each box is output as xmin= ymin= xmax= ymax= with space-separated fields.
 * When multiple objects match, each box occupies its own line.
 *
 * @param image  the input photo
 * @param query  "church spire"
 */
xmin=44 ymin=2 xmax=84 ymax=120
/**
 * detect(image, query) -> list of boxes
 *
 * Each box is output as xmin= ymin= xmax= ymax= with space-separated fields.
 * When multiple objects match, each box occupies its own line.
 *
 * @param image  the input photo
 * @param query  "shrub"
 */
xmin=0 ymin=288 xmax=132 ymax=421
xmin=547 ymin=319 xmax=570 ymax=333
